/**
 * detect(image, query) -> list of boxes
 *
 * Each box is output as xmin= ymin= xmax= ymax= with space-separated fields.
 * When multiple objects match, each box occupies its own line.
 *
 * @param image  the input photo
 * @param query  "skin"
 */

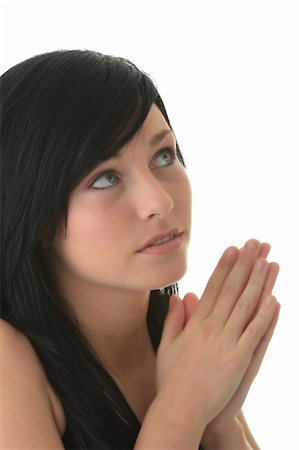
xmin=155 ymin=241 xmax=280 ymax=449
xmin=194 ymin=243 xmax=279 ymax=448
xmin=47 ymin=103 xmax=192 ymax=375
xmin=46 ymin=104 xmax=280 ymax=447
xmin=0 ymin=65 xmax=280 ymax=447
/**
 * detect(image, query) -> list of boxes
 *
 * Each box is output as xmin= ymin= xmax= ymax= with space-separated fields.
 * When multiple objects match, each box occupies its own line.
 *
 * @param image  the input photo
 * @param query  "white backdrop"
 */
xmin=1 ymin=0 xmax=298 ymax=448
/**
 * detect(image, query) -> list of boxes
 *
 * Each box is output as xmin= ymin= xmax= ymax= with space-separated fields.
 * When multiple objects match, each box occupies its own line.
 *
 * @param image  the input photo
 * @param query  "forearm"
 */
xmin=237 ymin=410 xmax=260 ymax=450
xmin=134 ymin=395 xmax=204 ymax=450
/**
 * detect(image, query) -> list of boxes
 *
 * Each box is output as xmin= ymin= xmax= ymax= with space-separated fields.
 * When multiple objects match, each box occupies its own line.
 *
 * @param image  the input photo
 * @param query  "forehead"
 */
xmin=134 ymin=104 xmax=172 ymax=145
xmin=72 ymin=104 xmax=176 ymax=190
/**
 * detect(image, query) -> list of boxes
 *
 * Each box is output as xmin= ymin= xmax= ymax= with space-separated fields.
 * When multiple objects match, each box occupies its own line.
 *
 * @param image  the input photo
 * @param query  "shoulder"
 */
xmin=0 ymin=319 xmax=66 ymax=446
xmin=0 ymin=318 xmax=49 ymax=386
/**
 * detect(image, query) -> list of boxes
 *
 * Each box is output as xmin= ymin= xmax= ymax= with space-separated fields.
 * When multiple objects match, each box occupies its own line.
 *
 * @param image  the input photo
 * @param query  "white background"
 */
xmin=1 ymin=0 xmax=298 ymax=448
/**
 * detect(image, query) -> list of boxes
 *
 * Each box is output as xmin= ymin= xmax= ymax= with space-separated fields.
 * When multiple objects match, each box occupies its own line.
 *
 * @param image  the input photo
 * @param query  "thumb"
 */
xmin=159 ymin=295 xmax=185 ymax=351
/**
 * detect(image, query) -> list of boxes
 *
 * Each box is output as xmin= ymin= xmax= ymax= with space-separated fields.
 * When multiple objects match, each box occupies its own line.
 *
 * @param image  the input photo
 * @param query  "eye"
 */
xmin=89 ymin=171 xmax=119 ymax=190
xmin=154 ymin=147 xmax=177 ymax=168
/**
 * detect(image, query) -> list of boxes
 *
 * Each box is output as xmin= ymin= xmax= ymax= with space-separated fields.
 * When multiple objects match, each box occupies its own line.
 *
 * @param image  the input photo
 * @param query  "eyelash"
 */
xmin=89 ymin=147 xmax=177 ymax=190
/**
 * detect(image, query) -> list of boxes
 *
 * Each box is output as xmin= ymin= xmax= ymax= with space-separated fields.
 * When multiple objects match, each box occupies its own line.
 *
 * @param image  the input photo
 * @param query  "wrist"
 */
xmin=202 ymin=416 xmax=252 ymax=450
xmin=135 ymin=394 xmax=206 ymax=449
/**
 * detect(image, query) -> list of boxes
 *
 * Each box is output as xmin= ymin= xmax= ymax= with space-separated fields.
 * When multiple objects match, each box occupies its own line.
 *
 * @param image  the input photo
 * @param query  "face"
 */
xmin=50 ymin=104 xmax=192 ymax=294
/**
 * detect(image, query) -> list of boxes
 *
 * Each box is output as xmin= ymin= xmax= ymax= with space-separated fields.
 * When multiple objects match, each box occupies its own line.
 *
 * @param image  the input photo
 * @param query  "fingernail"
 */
xmin=254 ymin=258 xmax=267 ymax=273
xmin=264 ymin=294 xmax=276 ymax=308
xmin=226 ymin=247 xmax=238 ymax=263
xmin=245 ymin=239 xmax=260 ymax=252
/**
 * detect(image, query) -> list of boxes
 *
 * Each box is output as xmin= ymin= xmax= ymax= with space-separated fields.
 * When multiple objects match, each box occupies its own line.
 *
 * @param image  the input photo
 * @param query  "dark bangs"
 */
xmin=1 ymin=50 xmax=160 ymax=261
xmin=66 ymin=52 xmax=159 ymax=187
xmin=1 ymin=49 xmax=183 ymax=448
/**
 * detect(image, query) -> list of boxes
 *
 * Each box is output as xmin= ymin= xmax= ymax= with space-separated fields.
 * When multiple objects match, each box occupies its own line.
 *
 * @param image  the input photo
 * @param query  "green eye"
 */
xmin=155 ymin=148 xmax=176 ymax=167
xmin=89 ymin=147 xmax=177 ymax=190
xmin=90 ymin=172 xmax=118 ymax=190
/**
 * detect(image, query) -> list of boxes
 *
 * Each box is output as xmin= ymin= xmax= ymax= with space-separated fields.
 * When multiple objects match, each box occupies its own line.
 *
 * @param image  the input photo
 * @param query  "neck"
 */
xmin=54 ymin=273 xmax=155 ymax=373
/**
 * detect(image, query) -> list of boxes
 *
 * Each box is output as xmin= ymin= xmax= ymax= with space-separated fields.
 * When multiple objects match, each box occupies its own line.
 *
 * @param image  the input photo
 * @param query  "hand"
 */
xmin=182 ymin=242 xmax=280 ymax=441
xmin=156 ymin=239 xmax=279 ymax=431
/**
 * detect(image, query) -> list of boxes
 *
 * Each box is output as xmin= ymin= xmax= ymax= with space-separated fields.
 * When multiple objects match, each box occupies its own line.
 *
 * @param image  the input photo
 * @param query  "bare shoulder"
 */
xmin=0 ymin=318 xmax=54 ymax=385
xmin=0 ymin=318 xmax=66 ymax=448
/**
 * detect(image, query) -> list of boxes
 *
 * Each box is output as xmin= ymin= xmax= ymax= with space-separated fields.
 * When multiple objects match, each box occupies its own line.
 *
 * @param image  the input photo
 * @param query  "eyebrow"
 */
xmin=109 ymin=129 xmax=174 ymax=160
xmin=149 ymin=129 xmax=173 ymax=146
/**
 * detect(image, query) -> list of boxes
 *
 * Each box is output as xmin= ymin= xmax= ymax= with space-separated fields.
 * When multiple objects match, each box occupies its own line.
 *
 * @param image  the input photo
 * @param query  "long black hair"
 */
xmin=1 ymin=50 xmax=186 ymax=449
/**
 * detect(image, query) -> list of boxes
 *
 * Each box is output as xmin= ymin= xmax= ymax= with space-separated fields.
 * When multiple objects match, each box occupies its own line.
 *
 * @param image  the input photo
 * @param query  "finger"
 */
xmin=225 ymin=258 xmax=270 ymax=342
xmin=247 ymin=303 xmax=280 ymax=377
xmin=198 ymin=246 xmax=239 ymax=318
xmin=244 ymin=302 xmax=280 ymax=380
xmin=200 ymin=241 xmax=269 ymax=321
xmin=212 ymin=239 xmax=262 ymax=327
xmin=182 ymin=292 xmax=200 ymax=326
xmin=251 ymin=262 xmax=280 ymax=320
xmin=261 ymin=262 xmax=280 ymax=295
xmin=159 ymin=295 xmax=185 ymax=351
xmin=238 ymin=294 xmax=278 ymax=354
xmin=182 ymin=245 xmax=275 ymax=325
xmin=221 ymin=305 xmax=280 ymax=414
xmin=259 ymin=242 xmax=271 ymax=259
xmin=240 ymin=242 xmax=270 ymax=259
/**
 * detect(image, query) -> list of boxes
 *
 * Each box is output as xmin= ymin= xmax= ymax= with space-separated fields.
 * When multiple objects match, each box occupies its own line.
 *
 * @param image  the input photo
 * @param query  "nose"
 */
xmin=132 ymin=171 xmax=174 ymax=220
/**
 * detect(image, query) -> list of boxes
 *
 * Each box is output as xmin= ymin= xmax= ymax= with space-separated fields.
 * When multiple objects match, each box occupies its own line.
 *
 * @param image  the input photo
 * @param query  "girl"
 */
xmin=1 ymin=49 xmax=280 ymax=449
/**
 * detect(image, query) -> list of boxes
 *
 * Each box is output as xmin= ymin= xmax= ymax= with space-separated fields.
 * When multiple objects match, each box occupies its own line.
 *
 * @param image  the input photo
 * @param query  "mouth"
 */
xmin=137 ymin=228 xmax=184 ymax=254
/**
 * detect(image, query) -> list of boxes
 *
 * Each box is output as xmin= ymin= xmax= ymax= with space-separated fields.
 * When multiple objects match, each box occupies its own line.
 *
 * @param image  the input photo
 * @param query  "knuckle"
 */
xmin=200 ymin=322 xmax=215 ymax=343
xmin=206 ymin=312 xmax=218 ymax=328
xmin=246 ymin=324 xmax=259 ymax=343
xmin=222 ymin=280 xmax=236 ymax=296
xmin=236 ymin=297 xmax=250 ymax=314
xmin=225 ymin=350 xmax=240 ymax=368
xmin=205 ymin=278 xmax=219 ymax=296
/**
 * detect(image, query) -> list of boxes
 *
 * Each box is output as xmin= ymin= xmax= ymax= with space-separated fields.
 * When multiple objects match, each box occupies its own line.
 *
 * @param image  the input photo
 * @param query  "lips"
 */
xmin=137 ymin=228 xmax=183 ymax=252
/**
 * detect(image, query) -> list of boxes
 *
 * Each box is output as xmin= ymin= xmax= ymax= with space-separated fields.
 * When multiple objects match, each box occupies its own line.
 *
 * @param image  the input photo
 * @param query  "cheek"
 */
xmin=54 ymin=199 xmax=106 ymax=265
xmin=53 ymin=211 xmax=121 ymax=282
xmin=173 ymin=172 xmax=192 ymax=215
xmin=66 ymin=211 xmax=113 ymax=251
xmin=66 ymin=192 xmax=112 ymax=237
xmin=60 ymin=195 xmax=131 ymax=262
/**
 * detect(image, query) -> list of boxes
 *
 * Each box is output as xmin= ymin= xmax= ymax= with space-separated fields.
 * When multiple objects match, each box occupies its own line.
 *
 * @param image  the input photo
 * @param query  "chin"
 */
xmin=148 ymin=261 xmax=188 ymax=291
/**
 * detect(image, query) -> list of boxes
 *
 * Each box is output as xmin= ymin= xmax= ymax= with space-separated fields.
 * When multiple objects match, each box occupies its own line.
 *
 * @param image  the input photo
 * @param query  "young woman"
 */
xmin=1 ymin=49 xmax=280 ymax=449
